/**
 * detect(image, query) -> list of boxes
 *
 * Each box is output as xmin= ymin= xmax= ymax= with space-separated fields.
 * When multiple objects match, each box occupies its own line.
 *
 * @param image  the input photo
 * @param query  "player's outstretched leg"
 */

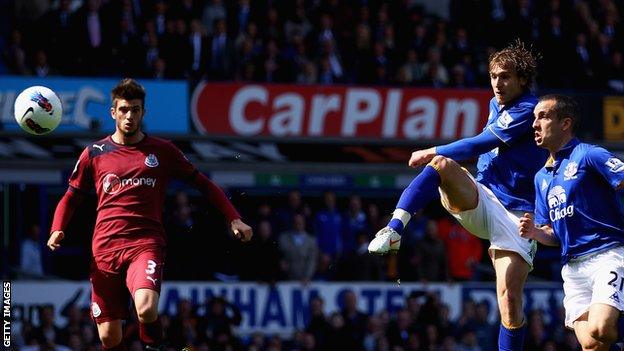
xmin=368 ymin=164 xmax=441 ymax=255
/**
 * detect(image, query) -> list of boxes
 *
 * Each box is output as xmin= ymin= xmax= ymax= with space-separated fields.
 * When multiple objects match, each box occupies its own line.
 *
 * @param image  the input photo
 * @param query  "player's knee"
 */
xmin=99 ymin=328 xmax=123 ymax=348
xmin=588 ymin=319 xmax=617 ymax=344
xmin=578 ymin=338 xmax=601 ymax=351
xmin=429 ymin=155 xmax=451 ymax=170
xmin=136 ymin=303 xmax=158 ymax=323
xmin=498 ymin=288 xmax=522 ymax=309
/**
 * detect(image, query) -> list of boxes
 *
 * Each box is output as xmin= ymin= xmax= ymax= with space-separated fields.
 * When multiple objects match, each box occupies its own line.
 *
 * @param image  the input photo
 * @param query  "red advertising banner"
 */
xmin=191 ymin=83 xmax=492 ymax=140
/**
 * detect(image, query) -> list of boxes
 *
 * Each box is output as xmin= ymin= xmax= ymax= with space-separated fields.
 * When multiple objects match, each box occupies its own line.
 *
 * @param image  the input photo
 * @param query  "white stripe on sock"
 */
xmin=392 ymin=208 xmax=412 ymax=227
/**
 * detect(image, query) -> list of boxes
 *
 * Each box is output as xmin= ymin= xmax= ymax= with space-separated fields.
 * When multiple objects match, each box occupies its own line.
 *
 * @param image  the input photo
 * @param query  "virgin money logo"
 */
xmin=102 ymin=174 xmax=122 ymax=194
xmin=101 ymin=173 xmax=156 ymax=194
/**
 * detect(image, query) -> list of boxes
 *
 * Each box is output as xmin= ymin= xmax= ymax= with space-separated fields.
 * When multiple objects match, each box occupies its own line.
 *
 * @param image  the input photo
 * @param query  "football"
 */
xmin=14 ymin=85 xmax=63 ymax=135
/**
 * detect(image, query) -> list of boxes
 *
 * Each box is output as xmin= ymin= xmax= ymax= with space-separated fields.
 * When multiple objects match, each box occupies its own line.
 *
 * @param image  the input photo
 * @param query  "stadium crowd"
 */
xmin=1 ymin=0 xmax=623 ymax=91
xmin=13 ymin=291 xmax=581 ymax=351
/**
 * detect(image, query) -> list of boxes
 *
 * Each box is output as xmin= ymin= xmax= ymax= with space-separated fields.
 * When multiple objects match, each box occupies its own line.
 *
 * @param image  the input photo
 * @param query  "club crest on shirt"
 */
xmin=91 ymin=302 xmax=101 ymax=317
xmin=145 ymin=154 xmax=159 ymax=168
xmin=563 ymin=161 xmax=578 ymax=180
xmin=606 ymin=157 xmax=624 ymax=173
xmin=497 ymin=111 xmax=513 ymax=129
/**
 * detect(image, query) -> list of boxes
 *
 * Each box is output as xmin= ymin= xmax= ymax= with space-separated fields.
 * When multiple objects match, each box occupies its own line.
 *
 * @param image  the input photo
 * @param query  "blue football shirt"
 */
xmin=534 ymin=138 xmax=624 ymax=264
xmin=476 ymin=94 xmax=548 ymax=211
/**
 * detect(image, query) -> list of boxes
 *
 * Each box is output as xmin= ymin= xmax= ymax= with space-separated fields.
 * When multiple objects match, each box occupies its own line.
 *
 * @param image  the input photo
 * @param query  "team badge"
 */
xmin=563 ymin=161 xmax=578 ymax=180
xmin=497 ymin=111 xmax=513 ymax=129
xmin=606 ymin=157 xmax=624 ymax=173
xmin=91 ymin=302 xmax=101 ymax=317
xmin=145 ymin=154 xmax=159 ymax=168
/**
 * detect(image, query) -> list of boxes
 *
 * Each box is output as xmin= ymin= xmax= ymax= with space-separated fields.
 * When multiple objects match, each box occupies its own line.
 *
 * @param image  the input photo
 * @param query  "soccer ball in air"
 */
xmin=14 ymin=86 xmax=62 ymax=135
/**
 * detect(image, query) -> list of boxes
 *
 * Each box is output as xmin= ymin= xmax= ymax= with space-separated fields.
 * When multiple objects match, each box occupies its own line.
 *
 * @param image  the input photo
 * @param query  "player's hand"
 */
xmin=47 ymin=230 xmax=65 ymax=251
xmin=231 ymin=219 xmax=253 ymax=242
xmin=518 ymin=213 xmax=536 ymax=239
xmin=408 ymin=147 xmax=437 ymax=168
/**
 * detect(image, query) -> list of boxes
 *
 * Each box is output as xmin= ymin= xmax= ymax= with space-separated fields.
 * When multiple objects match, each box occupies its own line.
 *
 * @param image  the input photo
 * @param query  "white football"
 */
xmin=14 ymin=86 xmax=63 ymax=135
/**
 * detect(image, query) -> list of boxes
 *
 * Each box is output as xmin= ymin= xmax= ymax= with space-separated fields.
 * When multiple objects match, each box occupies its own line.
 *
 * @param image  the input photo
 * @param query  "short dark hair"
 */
xmin=489 ymin=40 xmax=539 ymax=90
xmin=539 ymin=94 xmax=580 ymax=133
xmin=111 ymin=78 xmax=146 ymax=108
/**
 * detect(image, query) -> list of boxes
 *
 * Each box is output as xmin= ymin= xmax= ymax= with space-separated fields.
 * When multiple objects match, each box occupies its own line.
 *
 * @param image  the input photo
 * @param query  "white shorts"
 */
xmin=439 ymin=173 xmax=537 ymax=267
xmin=562 ymin=246 xmax=624 ymax=328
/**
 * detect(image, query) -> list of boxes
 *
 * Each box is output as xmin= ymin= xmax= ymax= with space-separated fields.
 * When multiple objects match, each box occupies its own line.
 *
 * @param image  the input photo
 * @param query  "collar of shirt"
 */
xmin=545 ymin=137 xmax=580 ymax=171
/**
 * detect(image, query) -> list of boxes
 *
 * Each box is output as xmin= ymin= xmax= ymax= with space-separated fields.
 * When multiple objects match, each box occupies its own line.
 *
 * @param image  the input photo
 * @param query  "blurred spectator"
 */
xmin=414 ymin=220 xmax=449 ymax=282
xmin=243 ymin=220 xmax=282 ymax=283
xmin=29 ymin=306 xmax=63 ymax=346
xmin=305 ymin=296 xmax=329 ymax=346
xmin=275 ymin=190 xmax=310 ymax=233
xmin=208 ymin=18 xmax=234 ymax=79
xmin=336 ymin=231 xmax=383 ymax=281
xmin=524 ymin=309 xmax=548 ymax=350
xmin=314 ymin=191 xmax=343 ymax=259
xmin=19 ymin=224 xmax=44 ymax=277
xmin=167 ymin=299 xmax=198 ymax=349
xmin=3 ymin=29 xmax=30 ymax=75
xmin=278 ymin=213 xmax=318 ymax=282
xmin=437 ymin=216 xmax=483 ymax=281
xmin=340 ymin=290 xmax=368 ymax=350
xmin=197 ymin=297 xmax=242 ymax=346
xmin=71 ymin=0 xmax=113 ymax=76
xmin=456 ymin=329 xmax=483 ymax=351
xmin=473 ymin=301 xmax=495 ymax=350
xmin=188 ymin=19 xmax=209 ymax=81
xmin=342 ymin=195 xmax=369 ymax=256
xmin=201 ymin=0 xmax=225 ymax=37
xmin=607 ymin=51 xmax=624 ymax=92
xmin=387 ymin=308 xmax=415 ymax=349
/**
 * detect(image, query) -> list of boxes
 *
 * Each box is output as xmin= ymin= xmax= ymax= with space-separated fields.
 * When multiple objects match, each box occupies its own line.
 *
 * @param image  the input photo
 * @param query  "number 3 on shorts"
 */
xmin=145 ymin=259 xmax=157 ymax=275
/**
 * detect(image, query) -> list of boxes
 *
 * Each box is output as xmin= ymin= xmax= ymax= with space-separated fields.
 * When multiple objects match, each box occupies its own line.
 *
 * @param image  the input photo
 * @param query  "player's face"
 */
xmin=490 ymin=65 xmax=526 ymax=106
xmin=533 ymin=99 xmax=560 ymax=150
xmin=111 ymin=98 xmax=144 ymax=136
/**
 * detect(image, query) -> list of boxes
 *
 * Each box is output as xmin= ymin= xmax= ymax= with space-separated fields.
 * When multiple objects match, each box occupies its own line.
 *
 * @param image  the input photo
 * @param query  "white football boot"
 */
xmin=368 ymin=226 xmax=401 ymax=255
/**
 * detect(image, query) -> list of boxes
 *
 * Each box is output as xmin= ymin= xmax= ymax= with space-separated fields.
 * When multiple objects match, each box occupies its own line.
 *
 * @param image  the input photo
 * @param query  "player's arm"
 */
xmin=47 ymin=188 xmax=85 ymax=250
xmin=49 ymin=148 xmax=92 ymax=251
xmin=585 ymin=147 xmax=624 ymax=190
xmin=411 ymin=101 xmax=536 ymax=167
xmin=410 ymin=128 xmax=503 ymax=167
xmin=518 ymin=213 xmax=559 ymax=246
xmin=169 ymin=141 xmax=253 ymax=241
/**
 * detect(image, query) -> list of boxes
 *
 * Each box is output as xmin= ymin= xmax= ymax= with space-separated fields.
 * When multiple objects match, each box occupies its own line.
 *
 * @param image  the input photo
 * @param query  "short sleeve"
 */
xmin=533 ymin=175 xmax=550 ymax=226
xmin=168 ymin=141 xmax=197 ymax=180
xmin=585 ymin=147 xmax=624 ymax=189
xmin=68 ymin=148 xmax=94 ymax=192
xmin=487 ymin=102 xmax=534 ymax=145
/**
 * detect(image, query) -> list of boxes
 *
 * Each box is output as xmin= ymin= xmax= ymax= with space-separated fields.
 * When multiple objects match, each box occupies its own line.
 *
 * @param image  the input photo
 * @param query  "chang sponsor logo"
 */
xmin=547 ymin=185 xmax=574 ymax=221
xmin=101 ymin=173 xmax=156 ymax=194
